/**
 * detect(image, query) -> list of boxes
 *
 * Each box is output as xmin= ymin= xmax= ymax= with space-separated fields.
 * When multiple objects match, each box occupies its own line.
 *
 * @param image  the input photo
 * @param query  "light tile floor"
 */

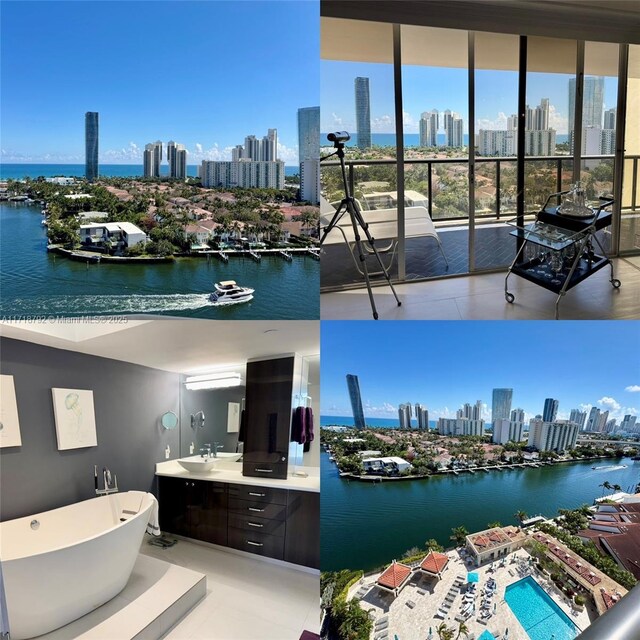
xmin=140 ymin=539 xmax=320 ymax=640
xmin=321 ymin=257 xmax=640 ymax=320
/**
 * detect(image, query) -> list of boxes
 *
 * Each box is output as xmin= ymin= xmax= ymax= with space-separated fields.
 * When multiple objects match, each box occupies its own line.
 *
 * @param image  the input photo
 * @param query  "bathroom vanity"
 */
xmin=155 ymin=461 xmax=320 ymax=569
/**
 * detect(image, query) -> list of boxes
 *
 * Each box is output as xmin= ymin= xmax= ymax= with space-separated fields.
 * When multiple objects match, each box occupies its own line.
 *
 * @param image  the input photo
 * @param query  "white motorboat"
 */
xmin=209 ymin=280 xmax=254 ymax=305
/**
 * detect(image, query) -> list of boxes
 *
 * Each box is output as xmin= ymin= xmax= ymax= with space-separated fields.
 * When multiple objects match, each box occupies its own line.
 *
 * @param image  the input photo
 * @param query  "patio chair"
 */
xmin=376 ymin=621 xmax=389 ymax=631
xmin=320 ymin=203 xmax=449 ymax=275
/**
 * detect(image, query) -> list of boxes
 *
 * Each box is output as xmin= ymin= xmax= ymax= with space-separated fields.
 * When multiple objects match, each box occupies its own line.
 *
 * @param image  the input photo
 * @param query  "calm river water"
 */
xmin=0 ymin=203 xmax=319 ymax=319
xmin=320 ymin=450 xmax=640 ymax=572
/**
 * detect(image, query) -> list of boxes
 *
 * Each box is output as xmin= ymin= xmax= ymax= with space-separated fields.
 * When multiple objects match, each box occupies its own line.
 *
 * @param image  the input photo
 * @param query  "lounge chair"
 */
xmin=406 ymin=600 xmax=416 ymax=609
xmin=375 ymin=621 xmax=389 ymax=631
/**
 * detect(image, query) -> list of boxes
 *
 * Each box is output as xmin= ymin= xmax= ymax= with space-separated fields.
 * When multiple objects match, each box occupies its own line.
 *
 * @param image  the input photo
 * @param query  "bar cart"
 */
xmin=505 ymin=192 xmax=619 ymax=319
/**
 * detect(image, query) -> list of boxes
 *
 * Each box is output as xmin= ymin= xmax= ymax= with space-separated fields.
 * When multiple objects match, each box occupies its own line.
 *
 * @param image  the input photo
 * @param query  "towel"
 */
xmin=145 ymin=494 xmax=161 ymax=536
xmin=118 ymin=491 xmax=144 ymax=521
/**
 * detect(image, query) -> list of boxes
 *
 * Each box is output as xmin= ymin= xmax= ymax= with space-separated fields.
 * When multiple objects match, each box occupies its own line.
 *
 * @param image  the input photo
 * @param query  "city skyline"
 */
xmin=1 ymin=1 xmax=318 ymax=165
xmin=321 ymin=322 xmax=640 ymax=424
xmin=321 ymin=61 xmax=617 ymax=137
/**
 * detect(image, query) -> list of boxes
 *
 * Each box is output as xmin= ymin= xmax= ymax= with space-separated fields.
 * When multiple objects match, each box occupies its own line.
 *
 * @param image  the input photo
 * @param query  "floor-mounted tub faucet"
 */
xmin=95 ymin=466 xmax=119 ymax=496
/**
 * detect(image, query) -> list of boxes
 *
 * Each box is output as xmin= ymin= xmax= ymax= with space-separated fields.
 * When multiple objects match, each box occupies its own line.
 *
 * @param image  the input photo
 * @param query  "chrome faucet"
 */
xmin=213 ymin=442 xmax=223 ymax=458
xmin=200 ymin=444 xmax=211 ymax=459
xmin=95 ymin=466 xmax=119 ymax=495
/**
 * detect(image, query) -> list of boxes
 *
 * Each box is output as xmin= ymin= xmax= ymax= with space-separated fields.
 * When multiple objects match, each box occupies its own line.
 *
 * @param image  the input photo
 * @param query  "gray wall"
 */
xmin=0 ymin=338 xmax=180 ymax=521
xmin=180 ymin=383 xmax=245 ymax=458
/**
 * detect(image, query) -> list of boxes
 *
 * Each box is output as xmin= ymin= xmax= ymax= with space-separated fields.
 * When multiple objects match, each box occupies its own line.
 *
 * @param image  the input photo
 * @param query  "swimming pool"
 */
xmin=505 ymin=577 xmax=579 ymax=640
xmin=477 ymin=631 xmax=496 ymax=640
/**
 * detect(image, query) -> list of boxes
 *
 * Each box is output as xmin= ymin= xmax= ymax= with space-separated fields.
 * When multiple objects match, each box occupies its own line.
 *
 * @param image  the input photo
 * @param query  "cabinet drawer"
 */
xmin=227 ymin=527 xmax=285 ymax=560
xmin=228 ymin=484 xmax=288 ymax=505
xmin=228 ymin=498 xmax=287 ymax=521
xmin=228 ymin=512 xmax=286 ymax=537
xmin=242 ymin=459 xmax=288 ymax=480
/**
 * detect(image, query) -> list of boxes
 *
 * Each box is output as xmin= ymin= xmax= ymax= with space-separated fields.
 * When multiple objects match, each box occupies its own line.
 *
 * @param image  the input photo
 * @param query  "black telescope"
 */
xmin=327 ymin=131 xmax=351 ymax=143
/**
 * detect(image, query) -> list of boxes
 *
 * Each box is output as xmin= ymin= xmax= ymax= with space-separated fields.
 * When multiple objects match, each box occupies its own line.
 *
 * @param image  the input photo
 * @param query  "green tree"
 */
xmin=425 ymin=538 xmax=444 ymax=552
xmin=514 ymin=510 xmax=528 ymax=524
xmin=450 ymin=526 xmax=469 ymax=547
xmin=334 ymin=599 xmax=372 ymax=640
xmin=437 ymin=622 xmax=455 ymax=640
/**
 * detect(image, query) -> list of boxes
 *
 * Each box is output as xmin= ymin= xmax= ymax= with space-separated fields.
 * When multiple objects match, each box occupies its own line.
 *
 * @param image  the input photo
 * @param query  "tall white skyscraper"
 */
xmin=585 ymin=406 xmax=601 ymax=431
xmin=244 ymin=135 xmax=261 ymax=161
xmin=569 ymin=409 xmax=587 ymax=430
xmin=542 ymin=398 xmax=559 ymax=422
xmin=298 ymin=106 xmax=320 ymax=204
xmin=232 ymin=145 xmax=244 ymax=161
xmin=167 ymin=141 xmax=186 ymax=179
xmin=261 ymin=129 xmax=278 ymax=161
xmin=604 ymin=108 xmax=616 ymax=130
xmin=569 ymin=76 xmax=605 ymax=131
xmin=399 ymin=403 xmax=412 ymax=429
xmin=528 ymin=420 xmax=579 ymax=452
xmin=415 ymin=404 xmax=429 ymax=429
xmin=447 ymin=114 xmax=464 ymax=148
xmin=419 ymin=110 xmax=439 ymax=147
xmin=143 ymin=141 xmax=163 ymax=178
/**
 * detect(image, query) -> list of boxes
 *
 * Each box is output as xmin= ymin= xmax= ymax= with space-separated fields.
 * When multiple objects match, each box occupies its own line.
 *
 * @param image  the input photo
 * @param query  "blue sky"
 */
xmin=321 ymin=321 xmax=640 ymax=424
xmin=321 ymin=62 xmax=617 ymax=136
xmin=1 ymin=1 xmax=319 ymax=165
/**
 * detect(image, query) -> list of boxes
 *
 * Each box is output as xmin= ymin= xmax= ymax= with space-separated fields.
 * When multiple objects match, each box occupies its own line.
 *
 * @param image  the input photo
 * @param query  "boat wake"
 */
xmin=3 ymin=294 xmax=222 ymax=315
xmin=592 ymin=464 xmax=628 ymax=471
xmin=209 ymin=295 xmax=254 ymax=307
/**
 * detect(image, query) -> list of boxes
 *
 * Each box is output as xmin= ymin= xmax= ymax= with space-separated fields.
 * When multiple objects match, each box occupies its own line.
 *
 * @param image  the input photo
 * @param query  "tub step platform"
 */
xmin=34 ymin=554 xmax=205 ymax=640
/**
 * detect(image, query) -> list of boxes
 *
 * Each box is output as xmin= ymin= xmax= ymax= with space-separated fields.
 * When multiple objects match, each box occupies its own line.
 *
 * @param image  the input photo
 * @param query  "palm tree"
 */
xmin=437 ymin=622 xmax=455 ymax=640
xmin=612 ymin=484 xmax=622 ymax=493
xmin=456 ymin=621 xmax=470 ymax=639
xmin=600 ymin=481 xmax=612 ymax=496
xmin=450 ymin=525 xmax=469 ymax=547
xmin=515 ymin=510 xmax=528 ymax=523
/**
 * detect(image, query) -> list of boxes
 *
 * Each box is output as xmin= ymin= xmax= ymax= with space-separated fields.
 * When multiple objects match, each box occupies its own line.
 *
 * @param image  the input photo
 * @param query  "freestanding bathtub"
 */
xmin=0 ymin=491 xmax=155 ymax=639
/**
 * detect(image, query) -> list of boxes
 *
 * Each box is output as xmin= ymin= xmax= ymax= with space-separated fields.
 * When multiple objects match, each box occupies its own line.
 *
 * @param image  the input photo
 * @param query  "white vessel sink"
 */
xmin=177 ymin=456 xmax=218 ymax=473
xmin=215 ymin=452 xmax=242 ymax=462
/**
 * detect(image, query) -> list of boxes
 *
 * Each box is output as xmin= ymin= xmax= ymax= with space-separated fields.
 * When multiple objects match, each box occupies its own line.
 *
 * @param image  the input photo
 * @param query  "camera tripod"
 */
xmin=320 ymin=139 xmax=401 ymax=320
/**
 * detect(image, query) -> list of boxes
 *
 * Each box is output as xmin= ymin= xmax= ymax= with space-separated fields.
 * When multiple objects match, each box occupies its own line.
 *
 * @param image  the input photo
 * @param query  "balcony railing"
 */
xmin=322 ymin=154 xmax=639 ymax=223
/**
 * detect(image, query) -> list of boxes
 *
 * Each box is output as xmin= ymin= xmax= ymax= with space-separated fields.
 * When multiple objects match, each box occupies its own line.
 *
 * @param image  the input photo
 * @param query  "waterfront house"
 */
xmin=183 ymin=223 xmax=213 ymax=248
xmin=80 ymin=222 xmax=146 ymax=248
xmin=362 ymin=456 xmax=413 ymax=475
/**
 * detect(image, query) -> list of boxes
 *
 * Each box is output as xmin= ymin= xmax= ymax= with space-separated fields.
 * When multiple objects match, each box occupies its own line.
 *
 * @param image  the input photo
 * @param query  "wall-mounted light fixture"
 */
xmin=184 ymin=372 xmax=242 ymax=390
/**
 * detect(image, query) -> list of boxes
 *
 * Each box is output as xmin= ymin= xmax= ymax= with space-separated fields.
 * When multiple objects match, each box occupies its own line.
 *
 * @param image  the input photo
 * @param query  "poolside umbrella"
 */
xmin=493 ymin=602 xmax=497 ymax=613
xmin=467 ymin=572 xmax=479 ymax=583
xmin=505 ymin=629 xmax=509 ymax=638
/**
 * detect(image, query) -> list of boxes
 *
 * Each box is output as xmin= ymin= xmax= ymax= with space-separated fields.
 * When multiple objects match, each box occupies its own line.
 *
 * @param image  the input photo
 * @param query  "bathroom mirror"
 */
xmin=289 ymin=354 xmax=320 ymax=469
xmin=180 ymin=367 xmax=246 ymax=459
xmin=161 ymin=411 xmax=179 ymax=430
xmin=190 ymin=411 xmax=206 ymax=430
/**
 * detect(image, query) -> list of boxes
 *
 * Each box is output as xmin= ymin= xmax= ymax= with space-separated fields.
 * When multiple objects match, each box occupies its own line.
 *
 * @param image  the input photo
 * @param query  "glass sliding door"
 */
xmin=471 ymin=31 xmax=520 ymax=271
xmin=400 ymin=24 xmax=470 ymax=279
xmin=320 ymin=18 xmax=398 ymax=289
xmin=620 ymin=44 xmax=640 ymax=254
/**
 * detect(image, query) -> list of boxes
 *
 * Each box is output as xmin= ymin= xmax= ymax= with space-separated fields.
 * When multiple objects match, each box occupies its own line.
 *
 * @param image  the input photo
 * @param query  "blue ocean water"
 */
xmin=322 ymin=132 xmax=569 ymax=147
xmin=320 ymin=415 xmax=438 ymax=429
xmin=0 ymin=164 xmax=299 ymax=180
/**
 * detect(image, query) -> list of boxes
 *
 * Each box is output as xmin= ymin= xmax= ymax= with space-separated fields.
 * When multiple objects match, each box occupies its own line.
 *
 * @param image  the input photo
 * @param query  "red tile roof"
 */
xmin=420 ymin=550 xmax=449 ymax=575
xmin=377 ymin=561 xmax=412 ymax=590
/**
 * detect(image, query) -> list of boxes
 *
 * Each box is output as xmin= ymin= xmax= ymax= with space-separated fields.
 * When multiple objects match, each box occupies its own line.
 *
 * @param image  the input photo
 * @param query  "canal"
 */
xmin=320 ymin=450 xmax=640 ymax=572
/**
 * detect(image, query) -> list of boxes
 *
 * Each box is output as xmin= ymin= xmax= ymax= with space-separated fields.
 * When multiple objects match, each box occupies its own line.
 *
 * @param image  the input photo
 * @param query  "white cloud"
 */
xmin=548 ymin=105 xmax=568 ymax=134
xmin=277 ymin=142 xmax=299 ymax=164
xmin=476 ymin=112 xmax=509 ymax=131
xmin=331 ymin=112 xmax=343 ymax=127
xmin=594 ymin=396 xmax=639 ymax=422
xmin=403 ymin=111 xmax=418 ymax=133
xmin=371 ymin=114 xmax=394 ymax=133
xmin=625 ymin=385 xmax=640 ymax=393
xmin=362 ymin=400 xmax=397 ymax=418
xmin=195 ymin=143 xmax=203 ymax=154
xmin=598 ymin=396 xmax=621 ymax=412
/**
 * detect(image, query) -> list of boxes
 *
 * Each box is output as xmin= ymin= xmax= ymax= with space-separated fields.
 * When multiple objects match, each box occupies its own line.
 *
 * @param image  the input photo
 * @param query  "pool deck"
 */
xmin=349 ymin=548 xmax=594 ymax=640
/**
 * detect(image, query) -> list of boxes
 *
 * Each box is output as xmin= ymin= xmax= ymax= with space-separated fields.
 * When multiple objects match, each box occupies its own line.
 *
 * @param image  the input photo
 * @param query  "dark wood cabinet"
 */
xmin=158 ymin=477 xmax=318 ymax=569
xmin=284 ymin=490 xmax=320 ymax=569
xmin=158 ymin=477 xmax=227 ymax=546
xmin=242 ymin=357 xmax=295 ymax=480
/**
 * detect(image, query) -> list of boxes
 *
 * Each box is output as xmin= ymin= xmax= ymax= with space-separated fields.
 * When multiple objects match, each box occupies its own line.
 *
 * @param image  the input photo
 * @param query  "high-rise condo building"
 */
xmin=354 ymin=77 xmax=371 ymax=149
xmin=415 ymin=404 xmax=429 ymax=429
xmin=528 ymin=419 xmax=579 ymax=452
xmin=85 ymin=112 xmax=99 ymax=182
xmin=542 ymin=398 xmax=559 ymax=422
xmin=438 ymin=417 xmax=484 ymax=437
xmin=143 ymin=141 xmax=163 ymax=178
xmin=510 ymin=408 xmax=525 ymax=423
xmin=167 ymin=141 xmax=187 ymax=179
xmin=478 ymin=130 xmax=517 ymax=156
xmin=261 ymin=129 xmax=278 ymax=162
xmin=620 ymin=415 xmax=637 ymax=432
xmin=447 ymin=115 xmax=464 ymax=148
xmin=419 ymin=110 xmax=439 ymax=147
xmin=604 ymin=108 xmax=616 ymax=130
xmin=244 ymin=135 xmax=261 ymax=161
xmin=346 ymin=374 xmax=366 ymax=429
xmin=493 ymin=418 xmax=524 ymax=445
xmin=585 ymin=406 xmax=601 ymax=431
xmin=199 ymin=160 xmax=285 ymax=189
xmin=298 ymin=107 xmax=320 ymax=204
xmin=569 ymin=76 xmax=605 ymax=131
xmin=569 ymin=409 xmax=587 ymax=430
xmin=398 ymin=403 xmax=412 ymax=429
xmin=491 ymin=388 xmax=513 ymax=424
xmin=232 ymin=145 xmax=244 ymax=161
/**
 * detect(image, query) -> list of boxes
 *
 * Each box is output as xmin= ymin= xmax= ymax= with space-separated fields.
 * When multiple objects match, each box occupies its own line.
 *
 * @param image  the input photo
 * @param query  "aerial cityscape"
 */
xmin=320 ymin=321 xmax=640 ymax=640
xmin=0 ymin=1 xmax=320 ymax=320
